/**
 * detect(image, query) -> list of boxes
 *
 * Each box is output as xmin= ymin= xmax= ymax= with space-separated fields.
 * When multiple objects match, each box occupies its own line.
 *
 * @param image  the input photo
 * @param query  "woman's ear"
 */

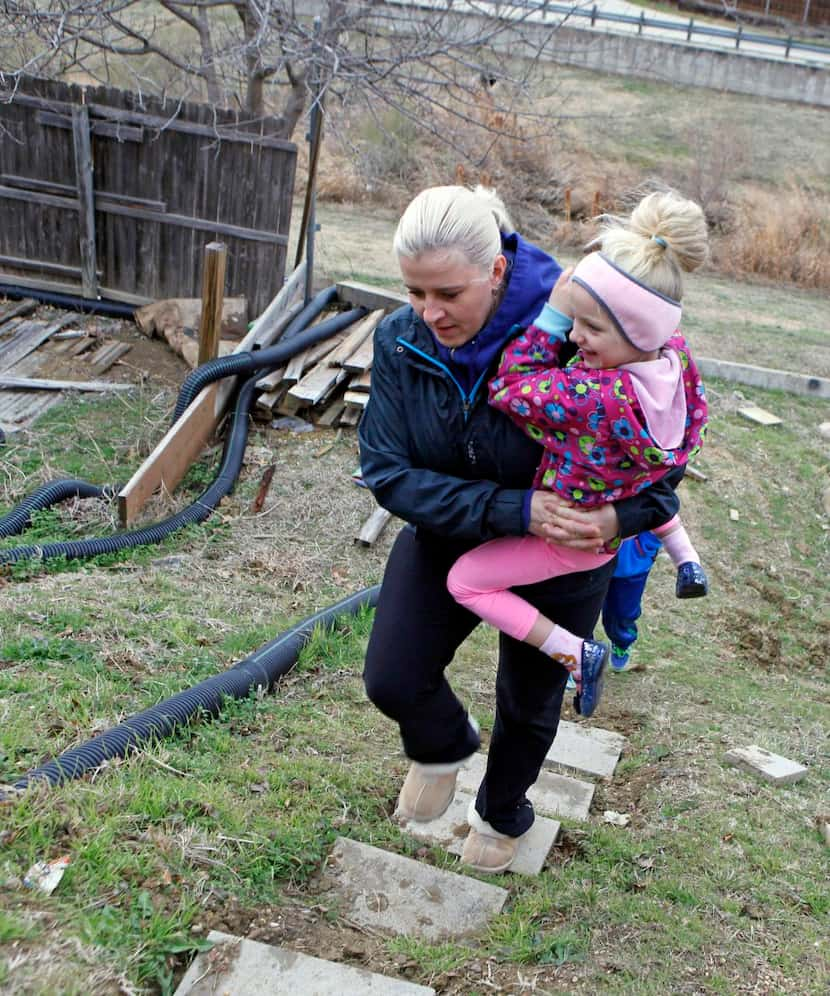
xmin=491 ymin=254 xmax=508 ymax=288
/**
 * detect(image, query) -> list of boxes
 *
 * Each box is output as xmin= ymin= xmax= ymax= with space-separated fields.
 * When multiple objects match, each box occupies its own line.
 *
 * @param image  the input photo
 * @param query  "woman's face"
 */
xmin=399 ymin=249 xmax=506 ymax=348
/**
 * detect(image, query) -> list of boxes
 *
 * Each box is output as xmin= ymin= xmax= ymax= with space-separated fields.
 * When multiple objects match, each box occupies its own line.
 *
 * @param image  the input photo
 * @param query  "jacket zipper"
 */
xmin=396 ymin=338 xmax=489 ymax=423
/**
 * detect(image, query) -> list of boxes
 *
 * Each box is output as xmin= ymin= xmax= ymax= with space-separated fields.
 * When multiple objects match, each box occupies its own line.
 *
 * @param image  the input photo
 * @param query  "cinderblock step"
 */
xmin=174 ymin=931 xmax=435 ymax=995
xmin=326 ymin=836 xmax=508 ymax=941
xmin=544 ymin=720 xmax=625 ymax=779
xmin=400 ymin=790 xmax=561 ymax=875
xmin=459 ymin=752 xmax=595 ymax=822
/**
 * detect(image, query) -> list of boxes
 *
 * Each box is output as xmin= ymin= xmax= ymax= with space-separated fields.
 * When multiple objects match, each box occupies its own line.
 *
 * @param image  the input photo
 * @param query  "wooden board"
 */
xmin=339 ymin=406 xmax=362 ymax=427
xmin=325 ymin=310 xmax=384 ymax=367
xmin=0 ymin=314 xmax=79 ymax=372
xmin=288 ymin=366 xmax=349 ymax=407
xmin=343 ymin=390 xmax=369 ymax=408
xmin=0 ymin=374 xmax=133 ymax=392
xmin=89 ymin=340 xmax=132 ymax=374
xmin=343 ymin=335 xmax=374 ymax=373
xmin=336 ymin=281 xmax=407 ymax=312
xmin=117 ymin=261 xmax=306 ymax=526
xmin=354 ymin=505 xmax=392 ymax=547
xmin=349 ymin=369 xmax=372 ymax=392
xmin=316 ymin=399 xmax=346 ymax=427
xmin=0 ymin=298 xmax=37 ymax=324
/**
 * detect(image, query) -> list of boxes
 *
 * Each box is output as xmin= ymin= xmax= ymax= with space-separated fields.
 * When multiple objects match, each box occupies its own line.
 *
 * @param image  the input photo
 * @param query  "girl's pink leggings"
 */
xmin=447 ymin=535 xmax=615 ymax=640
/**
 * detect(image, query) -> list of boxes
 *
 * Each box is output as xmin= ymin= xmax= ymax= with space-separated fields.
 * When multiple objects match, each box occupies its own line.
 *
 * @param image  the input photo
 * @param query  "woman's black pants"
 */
xmin=363 ymin=525 xmax=614 ymax=837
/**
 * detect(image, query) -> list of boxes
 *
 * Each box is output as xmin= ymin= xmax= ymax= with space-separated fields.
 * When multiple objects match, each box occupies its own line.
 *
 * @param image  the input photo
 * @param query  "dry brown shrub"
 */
xmin=713 ymin=185 xmax=830 ymax=290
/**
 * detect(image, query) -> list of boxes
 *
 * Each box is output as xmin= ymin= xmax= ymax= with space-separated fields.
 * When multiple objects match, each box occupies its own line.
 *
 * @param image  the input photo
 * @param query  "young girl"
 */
xmin=447 ymin=190 xmax=709 ymax=717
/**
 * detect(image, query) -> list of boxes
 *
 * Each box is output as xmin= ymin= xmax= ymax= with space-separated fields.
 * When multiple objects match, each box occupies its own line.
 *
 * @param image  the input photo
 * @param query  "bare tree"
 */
xmin=1 ymin=0 xmax=568 ymax=150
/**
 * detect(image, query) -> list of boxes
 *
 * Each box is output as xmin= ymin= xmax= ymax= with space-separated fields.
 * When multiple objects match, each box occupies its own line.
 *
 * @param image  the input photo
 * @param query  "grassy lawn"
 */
xmin=1 ymin=42 xmax=829 ymax=995
xmin=1 ymin=267 xmax=828 ymax=994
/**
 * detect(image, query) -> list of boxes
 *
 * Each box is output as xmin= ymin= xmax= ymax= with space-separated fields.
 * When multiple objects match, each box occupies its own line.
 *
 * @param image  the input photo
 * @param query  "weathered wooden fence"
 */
xmin=0 ymin=77 xmax=297 ymax=315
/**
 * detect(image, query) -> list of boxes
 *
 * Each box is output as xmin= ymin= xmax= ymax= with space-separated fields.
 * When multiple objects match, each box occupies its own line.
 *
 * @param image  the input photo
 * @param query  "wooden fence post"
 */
xmin=564 ymin=187 xmax=572 ymax=223
xmin=592 ymin=191 xmax=601 ymax=218
xmin=71 ymin=104 xmax=99 ymax=300
xmin=197 ymin=242 xmax=227 ymax=367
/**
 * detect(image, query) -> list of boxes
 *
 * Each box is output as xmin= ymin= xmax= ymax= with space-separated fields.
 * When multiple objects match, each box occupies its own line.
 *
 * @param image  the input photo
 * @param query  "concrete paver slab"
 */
xmin=545 ymin=720 xmax=625 ymax=779
xmin=174 ymin=931 xmax=435 ymax=995
xmin=459 ymin=752 xmax=595 ymax=822
xmin=400 ymin=791 xmax=561 ymax=876
xmin=724 ymin=745 xmax=808 ymax=785
xmin=327 ymin=837 xmax=508 ymax=941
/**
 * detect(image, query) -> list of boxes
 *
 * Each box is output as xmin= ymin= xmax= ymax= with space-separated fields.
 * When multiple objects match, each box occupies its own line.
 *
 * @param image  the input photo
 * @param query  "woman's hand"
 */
xmin=548 ymin=266 xmax=574 ymax=317
xmin=529 ymin=491 xmax=619 ymax=552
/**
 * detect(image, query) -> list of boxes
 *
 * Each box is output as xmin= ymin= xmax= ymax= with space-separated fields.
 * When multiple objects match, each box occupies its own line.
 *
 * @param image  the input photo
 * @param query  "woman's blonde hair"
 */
xmin=394 ymin=184 xmax=513 ymax=271
xmin=595 ymin=190 xmax=709 ymax=301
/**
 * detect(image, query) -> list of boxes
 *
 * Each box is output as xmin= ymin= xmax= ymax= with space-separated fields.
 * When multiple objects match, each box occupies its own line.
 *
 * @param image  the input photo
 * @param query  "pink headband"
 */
xmin=571 ymin=253 xmax=681 ymax=352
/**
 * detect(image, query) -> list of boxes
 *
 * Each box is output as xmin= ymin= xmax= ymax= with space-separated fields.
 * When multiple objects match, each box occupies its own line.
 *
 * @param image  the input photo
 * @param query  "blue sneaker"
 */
xmin=610 ymin=644 xmax=630 ymax=672
xmin=573 ymin=640 xmax=608 ymax=718
xmin=676 ymin=561 xmax=709 ymax=599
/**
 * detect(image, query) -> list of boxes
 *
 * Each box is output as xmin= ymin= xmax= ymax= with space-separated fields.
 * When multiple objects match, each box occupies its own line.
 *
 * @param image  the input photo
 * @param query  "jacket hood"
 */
xmin=433 ymin=233 xmax=562 ymax=393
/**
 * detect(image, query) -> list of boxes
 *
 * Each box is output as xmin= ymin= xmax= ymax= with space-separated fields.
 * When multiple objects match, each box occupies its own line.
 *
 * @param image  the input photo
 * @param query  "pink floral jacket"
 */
xmin=489 ymin=326 xmax=708 ymax=505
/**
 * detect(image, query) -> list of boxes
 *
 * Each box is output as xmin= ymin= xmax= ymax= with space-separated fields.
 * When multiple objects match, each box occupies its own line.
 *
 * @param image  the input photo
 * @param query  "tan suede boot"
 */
xmin=460 ymin=800 xmax=520 ymax=873
xmin=395 ymin=762 xmax=459 ymax=822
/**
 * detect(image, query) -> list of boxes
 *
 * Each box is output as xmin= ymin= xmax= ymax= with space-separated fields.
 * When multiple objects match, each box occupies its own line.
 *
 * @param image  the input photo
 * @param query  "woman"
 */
xmin=358 ymin=185 xmax=681 ymax=874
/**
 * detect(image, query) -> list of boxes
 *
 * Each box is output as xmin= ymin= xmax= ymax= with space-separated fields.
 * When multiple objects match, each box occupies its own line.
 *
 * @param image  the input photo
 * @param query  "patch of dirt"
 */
xmin=36 ymin=312 xmax=190 ymax=392
xmin=183 ymin=890 xmax=586 ymax=996
xmin=592 ymin=763 xmax=668 ymax=829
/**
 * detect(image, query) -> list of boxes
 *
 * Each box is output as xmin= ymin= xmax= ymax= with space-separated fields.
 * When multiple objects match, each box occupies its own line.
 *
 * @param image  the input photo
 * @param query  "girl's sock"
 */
xmin=539 ymin=625 xmax=583 ymax=682
xmin=654 ymin=517 xmax=699 ymax=567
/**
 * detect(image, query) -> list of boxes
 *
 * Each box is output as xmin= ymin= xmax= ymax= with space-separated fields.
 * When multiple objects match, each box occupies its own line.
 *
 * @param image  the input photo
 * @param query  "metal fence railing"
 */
xmin=480 ymin=0 xmax=830 ymax=60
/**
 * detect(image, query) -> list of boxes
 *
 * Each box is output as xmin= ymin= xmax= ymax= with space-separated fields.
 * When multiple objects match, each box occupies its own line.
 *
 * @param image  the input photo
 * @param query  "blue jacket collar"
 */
xmin=433 ymin=233 xmax=561 ymax=391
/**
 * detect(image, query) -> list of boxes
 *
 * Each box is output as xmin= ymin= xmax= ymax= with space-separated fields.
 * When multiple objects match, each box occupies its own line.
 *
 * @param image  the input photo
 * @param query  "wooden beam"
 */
xmin=0 ymin=173 xmax=166 ymax=212
xmin=326 ymin=310 xmax=384 ymax=367
xmin=0 ymin=298 xmax=37 ymax=324
xmin=117 ymin=261 xmax=307 ymax=526
xmin=288 ymin=365 xmax=348 ymax=407
xmin=342 ymin=334 xmax=374 ymax=374
xmin=247 ymin=263 xmax=306 ymax=348
xmin=0 ymin=314 xmax=80 ymax=372
xmin=355 ymin=505 xmax=392 ymax=547
xmin=0 ymin=254 xmax=101 ymax=280
xmin=36 ymin=109 xmax=144 ymax=143
xmin=0 ymin=375 xmax=133 ymax=392
xmin=89 ymin=341 xmax=132 ymax=375
xmin=197 ymin=242 xmax=227 ymax=367
xmin=336 ymin=280 xmax=407 ymax=312
xmin=71 ymin=105 xmax=99 ymax=300
xmin=0 ymin=185 xmax=288 ymax=246
xmin=12 ymin=93 xmax=297 ymax=151
xmin=0 ymin=271 xmax=150 ymax=306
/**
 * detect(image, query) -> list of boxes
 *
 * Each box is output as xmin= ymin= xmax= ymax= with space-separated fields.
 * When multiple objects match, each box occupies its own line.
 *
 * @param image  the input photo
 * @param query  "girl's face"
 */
xmin=399 ymin=249 xmax=506 ymax=348
xmin=568 ymin=283 xmax=654 ymax=369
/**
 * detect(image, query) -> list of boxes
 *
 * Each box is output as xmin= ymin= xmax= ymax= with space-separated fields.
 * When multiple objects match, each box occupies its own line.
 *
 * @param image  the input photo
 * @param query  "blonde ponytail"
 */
xmin=595 ymin=191 xmax=708 ymax=300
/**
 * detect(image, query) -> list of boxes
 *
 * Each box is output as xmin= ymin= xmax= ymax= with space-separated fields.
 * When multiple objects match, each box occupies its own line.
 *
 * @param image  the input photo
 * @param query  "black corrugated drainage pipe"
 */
xmin=172 ymin=303 xmax=366 ymax=422
xmin=279 ymin=285 xmax=339 ymax=341
xmin=0 ymin=481 xmax=115 ymax=539
xmin=3 ymin=585 xmax=380 ymax=798
xmin=0 ymin=370 xmax=260 ymax=565
xmin=0 ymin=294 xmax=367 ymax=564
xmin=0 ymin=284 xmax=137 ymax=319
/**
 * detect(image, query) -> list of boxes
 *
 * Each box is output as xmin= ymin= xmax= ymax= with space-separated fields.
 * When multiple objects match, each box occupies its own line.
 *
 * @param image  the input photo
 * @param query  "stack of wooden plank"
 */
xmin=254 ymin=308 xmax=384 ymax=427
xmin=0 ymin=301 xmax=134 ymax=431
